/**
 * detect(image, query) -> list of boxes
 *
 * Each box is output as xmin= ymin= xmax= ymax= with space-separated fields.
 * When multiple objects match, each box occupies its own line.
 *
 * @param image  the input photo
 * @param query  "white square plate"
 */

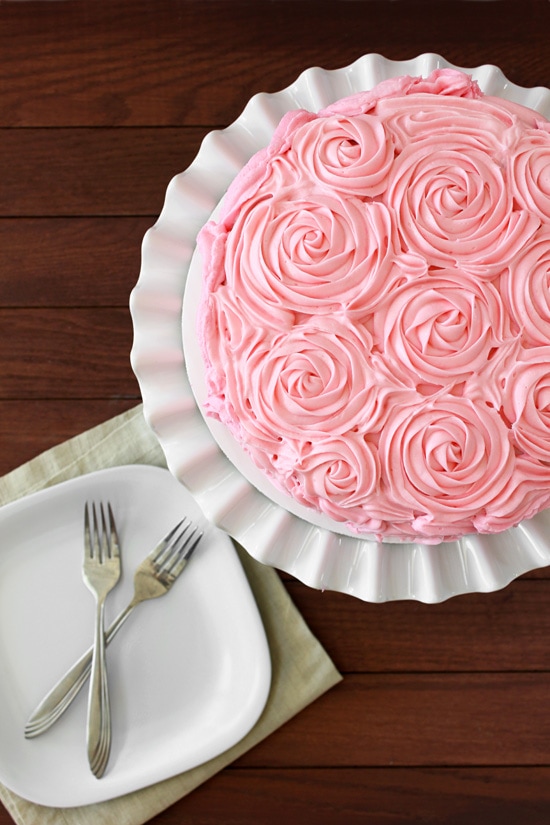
xmin=0 ymin=465 xmax=271 ymax=806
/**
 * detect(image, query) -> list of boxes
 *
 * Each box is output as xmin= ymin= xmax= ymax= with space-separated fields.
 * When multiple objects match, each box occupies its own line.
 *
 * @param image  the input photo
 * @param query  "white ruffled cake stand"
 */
xmin=130 ymin=53 xmax=550 ymax=603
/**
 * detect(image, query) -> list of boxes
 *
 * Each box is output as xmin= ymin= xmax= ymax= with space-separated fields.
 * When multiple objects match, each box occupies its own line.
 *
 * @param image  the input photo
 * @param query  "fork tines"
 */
xmin=84 ymin=502 xmax=119 ymax=562
xmin=153 ymin=517 xmax=203 ymax=577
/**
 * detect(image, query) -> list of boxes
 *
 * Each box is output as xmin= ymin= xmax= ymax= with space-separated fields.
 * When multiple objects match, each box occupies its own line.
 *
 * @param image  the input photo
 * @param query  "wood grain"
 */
xmin=235 ymin=674 xmax=550 ymax=767
xmin=151 ymin=767 xmax=550 ymax=825
xmin=0 ymin=308 xmax=138 ymax=398
xmin=0 ymin=129 xmax=206 ymax=217
xmin=0 ymin=399 xmax=138 ymax=476
xmin=1 ymin=1 xmax=550 ymax=127
xmin=0 ymin=218 xmax=150 ymax=306
xmin=285 ymin=580 xmax=550 ymax=672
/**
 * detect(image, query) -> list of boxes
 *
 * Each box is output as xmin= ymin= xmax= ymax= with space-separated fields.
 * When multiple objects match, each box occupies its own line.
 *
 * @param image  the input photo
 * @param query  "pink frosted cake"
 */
xmin=196 ymin=68 xmax=550 ymax=543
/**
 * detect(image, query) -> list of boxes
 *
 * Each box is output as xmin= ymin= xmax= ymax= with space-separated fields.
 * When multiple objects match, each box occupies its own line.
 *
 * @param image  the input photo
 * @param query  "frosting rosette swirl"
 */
xmin=503 ymin=346 xmax=550 ymax=465
xmin=288 ymin=113 xmax=394 ymax=197
xmin=373 ymin=270 xmax=511 ymax=388
xmin=200 ymin=285 xmax=267 ymax=410
xmin=385 ymin=134 xmax=537 ymax=273
xmin=197 ymin=67 xmax=550 ymax=543
xmin=224 ymin=187 xmax=396 ymax=320
xmin=377 ymin=95 xmax=514 ymax=155
xmin=511 ymin=130 xmax=550 ymax=222
xmin=219 ymin=317 xmax=377 ymax=448
xmin=318 ymin=69 xmax=482 ymax=118
xmin=500 ymin=229 xmax=550 ymax=345
xmin=379 ymin=395 xmax=516 ymax=538
xmin=286 ymin=433 xmax=381 ymax=525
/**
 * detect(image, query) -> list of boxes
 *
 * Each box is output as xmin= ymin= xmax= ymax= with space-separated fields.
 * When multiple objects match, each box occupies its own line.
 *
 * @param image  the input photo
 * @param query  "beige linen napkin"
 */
xmin=0 ymin=404 xmax=342 ymax=825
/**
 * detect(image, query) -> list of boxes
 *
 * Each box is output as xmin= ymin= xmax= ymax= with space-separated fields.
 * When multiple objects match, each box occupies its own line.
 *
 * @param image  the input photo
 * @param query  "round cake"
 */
xmin=196 ymin=68 xmax=550 ymax=544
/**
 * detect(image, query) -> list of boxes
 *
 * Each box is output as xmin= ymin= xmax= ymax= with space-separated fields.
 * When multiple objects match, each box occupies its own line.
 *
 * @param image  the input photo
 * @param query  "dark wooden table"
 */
xmin=2 ymin=1 xmax=550 ymax=822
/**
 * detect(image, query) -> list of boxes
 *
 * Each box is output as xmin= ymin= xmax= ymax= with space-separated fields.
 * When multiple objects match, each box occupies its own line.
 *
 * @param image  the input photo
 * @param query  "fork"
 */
xmin=83 ymin=502 xmax=121 ymax=778
xmin=25 ymin=516 xmax=203 ymax=739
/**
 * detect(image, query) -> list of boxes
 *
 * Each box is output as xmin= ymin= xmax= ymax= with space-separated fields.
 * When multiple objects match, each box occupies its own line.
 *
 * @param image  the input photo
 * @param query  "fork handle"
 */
xmin=24 ymin=601 xmax=136 ymax=738
xmin=87 ymin=597 xmax=110 ymax=777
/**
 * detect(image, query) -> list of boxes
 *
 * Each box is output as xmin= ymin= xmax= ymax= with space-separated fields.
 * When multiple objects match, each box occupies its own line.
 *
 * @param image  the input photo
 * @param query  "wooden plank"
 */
xmin=0 ymin=308 xmax=139 ymax=397
xmin=285 ymin=579 xmax=550 ymax=673
xmin=0 ymin=128 xmax=206 ymax=217
xmin=0 ymin=765 xmax=547 ymax=824
xmin=150 ymin=767 xmax=550 ymax=825
xmin=0 ymin=399 xmax=138 ymax=477
xmin=0 ymin=218 xmax=151 ymax=306
xmin=1 ymin=1 xmax=549 ymax=127
xmin=236 ymin=674 xmax=550 ymax=767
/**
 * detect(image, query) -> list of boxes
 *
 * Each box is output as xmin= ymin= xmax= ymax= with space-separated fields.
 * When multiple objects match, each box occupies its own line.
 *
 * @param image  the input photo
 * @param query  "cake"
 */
xmin=196 ymin=68 xmax=550 ymax=544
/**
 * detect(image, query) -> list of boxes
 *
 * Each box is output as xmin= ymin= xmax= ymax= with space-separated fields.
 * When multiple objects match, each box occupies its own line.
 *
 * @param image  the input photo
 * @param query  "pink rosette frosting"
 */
xmin=197 ymin=67 xmax=550 ymax=543
xmin=372 ymin=270 xmax=512 ymax=389
xmin=286 ymin=432 xmax=381 ymax=525
xmin=503 ymin=346 xmax=550 ymax=465
xmin=385 ymin=134 xmax=538 ymax=273
xmin=511 ymin=130 xmax=550 ymax=222
xmin=376 ymin=94 xmax=520 ymax=156
xmin=200 ymin=285 xmax=267 ymax=405
xmin=379 ymin=396 xmax=516 ymax=539
xmin=473 ymin=466 xmax=550 ymax=535
xmin=217 ymin=109 xmax=316 ymax=228
xmin=287 ymin=113 xmax=394 ymax=197
xmin=223 ymin=187 xmax=396 ymax=320
xmin=208 ymin=316 xmax=378 ymax=450
xmin=500 ymin=228 xmax=550 ymax=346
xmin=318 ymin=68 xmax=482 ymax=118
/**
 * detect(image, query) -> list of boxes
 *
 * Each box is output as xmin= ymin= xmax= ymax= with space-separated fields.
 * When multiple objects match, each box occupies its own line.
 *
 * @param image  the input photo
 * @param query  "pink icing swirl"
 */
xmin=511 ymin=130 xmax=550 ymax=221
xmin=222 ymin=187 xmax=397 ymax=320
xmin=373 ymin=270 xmax=512 ymax=389
xmin=318 ymin=68 xmax=482 ymax=118
xmin=287 ymin=113 xmax=394 ymax=196
xmin=376 ymin=94 xmax=522 ymax=156
xmin=500 ymin=228 xmax=550 ymax=346
xmin=503 ymin=346 xmax=550 ymax=465
xmin=379 ymin=396 xmax=516 ymax=539
xmin=286 ymin=432 xmax=381 ymax=525
xmin=197 ymin=68 xmax=550 ymax=542
xmin=385 ymin=134 xmax=538 ymax=273
xmin=212 ymin=317 xmax=378 ymax=449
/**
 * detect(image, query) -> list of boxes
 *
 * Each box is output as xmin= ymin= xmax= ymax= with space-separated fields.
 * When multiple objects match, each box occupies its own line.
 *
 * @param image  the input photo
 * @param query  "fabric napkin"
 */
xmin=0 ymin=404 xmax=342 ymax=825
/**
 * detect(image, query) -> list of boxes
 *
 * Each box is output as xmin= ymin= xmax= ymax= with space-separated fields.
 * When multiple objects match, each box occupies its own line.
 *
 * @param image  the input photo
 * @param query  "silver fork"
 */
xmin=25 ymin=516 xmax=203 ymax=739
xmin=83 ymin=502 xmax=121 ymax=778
